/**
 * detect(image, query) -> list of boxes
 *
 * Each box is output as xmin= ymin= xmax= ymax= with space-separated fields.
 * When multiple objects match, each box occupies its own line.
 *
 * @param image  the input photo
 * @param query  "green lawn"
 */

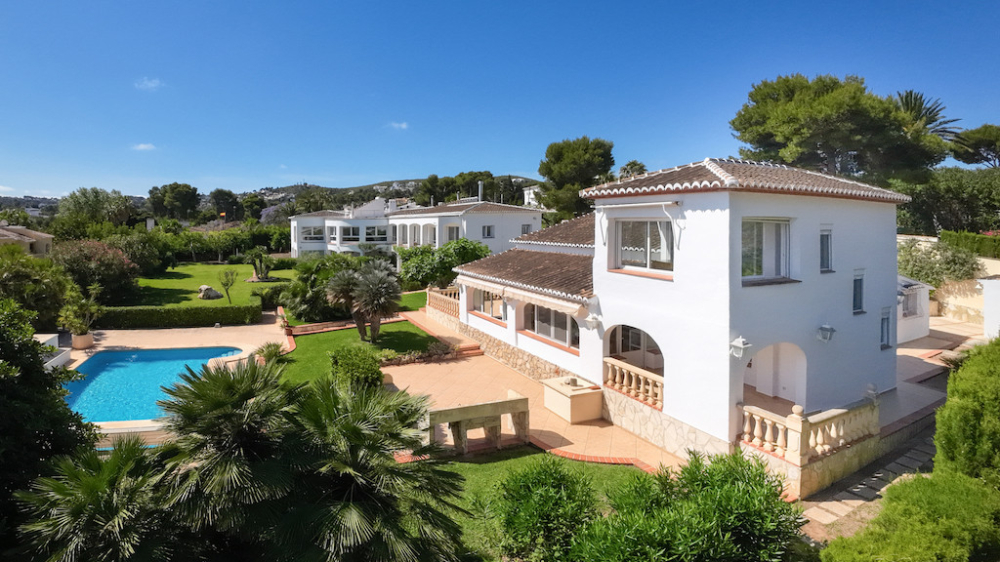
xmin=446 ymin=448 xmax=641 ymax=560
xmin=281 ymin=321 xmax=438 ymax=383
xmin=130 ymin=263 xmax=293 ymax=308
xmin=398 ymin=291 xmax=427 ymax=311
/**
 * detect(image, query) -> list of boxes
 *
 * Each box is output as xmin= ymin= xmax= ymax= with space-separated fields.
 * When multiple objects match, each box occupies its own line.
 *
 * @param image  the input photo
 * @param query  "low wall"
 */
xmin=426 ymin=306 xmax=570 ymax=380
xmin=602 ymin=388 xmax=731 ymax=461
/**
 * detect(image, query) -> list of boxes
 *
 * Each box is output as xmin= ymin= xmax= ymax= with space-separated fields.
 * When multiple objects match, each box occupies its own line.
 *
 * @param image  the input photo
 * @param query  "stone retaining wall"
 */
xmin=426 ymin=307 xmax=571 ymax=380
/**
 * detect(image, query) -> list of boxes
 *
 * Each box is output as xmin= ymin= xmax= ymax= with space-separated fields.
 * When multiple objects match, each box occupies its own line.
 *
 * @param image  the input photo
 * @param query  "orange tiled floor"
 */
xmin=384 ymin=355 xmax=683 ymax=471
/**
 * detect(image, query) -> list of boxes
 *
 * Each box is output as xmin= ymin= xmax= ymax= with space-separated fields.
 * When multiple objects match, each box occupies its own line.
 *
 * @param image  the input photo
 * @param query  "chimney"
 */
xmin=478 ymin=181 xmax=483 ymax=202
xmin=430 ymin=196 xmax=434 ymax=207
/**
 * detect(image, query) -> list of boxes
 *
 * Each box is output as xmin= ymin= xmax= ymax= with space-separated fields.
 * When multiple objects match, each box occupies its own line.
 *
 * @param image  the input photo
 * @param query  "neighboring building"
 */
xmin=897 ymin=275 xmax=932 ymax=344
xmin=428 ymin=158 xmax=910 ymax=497
xmin=289 ymin=197 xmax=542 ymax=257
xmin=0 ymin=223 xmax=54 ymax=257
xmin=523 ymin=185 xmax=544 ymax=208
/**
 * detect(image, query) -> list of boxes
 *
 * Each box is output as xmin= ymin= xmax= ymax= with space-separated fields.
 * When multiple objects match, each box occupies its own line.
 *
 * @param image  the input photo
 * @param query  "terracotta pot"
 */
xmin=71 ymin=332 xmax=94 ymax=350
xmin=284 ymin=327 xmax=294 ymax=336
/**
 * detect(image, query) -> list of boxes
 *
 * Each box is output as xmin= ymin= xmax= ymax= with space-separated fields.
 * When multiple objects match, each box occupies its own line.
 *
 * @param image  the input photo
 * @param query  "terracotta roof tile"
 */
xmin=515 ymin=213 xmax=595 ymax=247
xmin=455 ymin=249 xmax=593 ymax=302
xmin=390 ymin=201 xmax=538 ymax=217
xmin=581 ymin=158 xmax=910 ymax=204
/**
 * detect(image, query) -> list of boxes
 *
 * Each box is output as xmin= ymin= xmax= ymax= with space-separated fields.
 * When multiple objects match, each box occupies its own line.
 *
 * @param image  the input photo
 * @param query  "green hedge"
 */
xmin=251 ymin=283 xmax=290 ymax=310
xmin=96 ymin=296 xmax=262 ymax=329
xmin=940 ymin=230 xmax=1000 ymax=259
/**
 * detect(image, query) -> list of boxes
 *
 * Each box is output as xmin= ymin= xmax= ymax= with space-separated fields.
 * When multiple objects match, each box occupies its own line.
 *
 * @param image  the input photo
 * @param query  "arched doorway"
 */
xmin=744 ymin=342 xmax=806 ymax=407
xmin=605 ymin=325 xmax=662 ymax=375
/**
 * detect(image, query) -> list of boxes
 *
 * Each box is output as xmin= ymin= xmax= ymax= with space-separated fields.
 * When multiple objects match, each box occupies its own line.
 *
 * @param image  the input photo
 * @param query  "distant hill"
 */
xmin=0 ymin=195 xmax=59 ymax=209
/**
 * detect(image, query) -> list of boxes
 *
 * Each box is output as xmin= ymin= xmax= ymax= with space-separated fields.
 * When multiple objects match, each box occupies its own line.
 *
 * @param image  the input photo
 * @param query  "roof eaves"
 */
xmin=511 ymin=239 xmax=595 ymax=249
xmin=453 ymin=268 xmax=591 ymax=304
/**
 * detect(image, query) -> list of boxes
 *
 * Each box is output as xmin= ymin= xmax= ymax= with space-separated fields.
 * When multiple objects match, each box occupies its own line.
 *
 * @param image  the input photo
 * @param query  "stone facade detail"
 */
xmin=426 ymin=307 xmax=571 ymax=381
xmin=601 ymin=387 xmax=731 ymax=461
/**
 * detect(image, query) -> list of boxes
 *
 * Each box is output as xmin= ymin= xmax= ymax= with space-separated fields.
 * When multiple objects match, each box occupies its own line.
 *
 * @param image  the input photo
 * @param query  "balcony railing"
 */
xmin=741 ymin=394 xmax=879 ymax=466
xmin=603 ymin=356 xmax=664 ymax=409
xmin=427 ymin=287 xmax=460 ymax=318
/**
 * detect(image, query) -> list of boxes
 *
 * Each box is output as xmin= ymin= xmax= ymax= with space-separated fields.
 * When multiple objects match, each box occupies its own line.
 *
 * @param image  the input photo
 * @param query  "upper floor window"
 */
xmin=341 ymin=226 xmax=360 ymax=242
xmin=853 ymin=271 xmax=865 ymax=313
xmin=523 ymin=304 xmax=580 ymax=350
xmin=472 ymin=289 xmax=506 ymax=322
xmin=521 ymin=224 xmax=532 ymax=235
xmin=880 ymin=307 xmax=892 ymax=349
xmin=482 ymin=225 xmax=495 ymax=239
xmin=365 ymin=225 xmax=388 ymax=242
xmin=820 ymin=229 xmax=833 ymax=272
xmin=617 ymin=220 xmax=673 ymax=271
xmin=742 ymin=220 xmax=789 ymax=279
xmin=448 ymin=226 xmax=460 ymax=241
xmin=301 ymin=226 xmax=324 ymax=241
xmin=327 ymin=226 xmax=337 ymax=242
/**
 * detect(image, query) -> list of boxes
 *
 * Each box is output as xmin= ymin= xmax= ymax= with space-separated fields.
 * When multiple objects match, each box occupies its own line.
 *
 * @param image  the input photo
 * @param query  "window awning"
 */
xmin=455 ymin=275 xmax=585 ymax=316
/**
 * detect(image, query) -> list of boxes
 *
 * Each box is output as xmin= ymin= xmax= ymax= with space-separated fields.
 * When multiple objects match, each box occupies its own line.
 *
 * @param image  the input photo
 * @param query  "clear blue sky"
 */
xmin=1 ymin=1 xmax=997 ymax=197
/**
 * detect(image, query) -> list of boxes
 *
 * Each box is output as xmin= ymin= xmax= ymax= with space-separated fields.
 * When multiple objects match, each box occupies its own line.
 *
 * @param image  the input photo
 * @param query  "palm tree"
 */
xmin=16 ymin=436 xmax=185 ymax=562
xmin=618 ymin=160 xmax=648 ymax=179
xmin=328 ymin=268 xmax=367 ymax=340
xmin=894 ymin=90 xmax=961 ymax=141
xmin=352 ymin=262 xmax=401 ymax=343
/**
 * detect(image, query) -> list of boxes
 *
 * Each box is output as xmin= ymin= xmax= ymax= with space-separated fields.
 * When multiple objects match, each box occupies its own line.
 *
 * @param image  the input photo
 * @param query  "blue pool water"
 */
xmin=66 ymin=347 xmax=240 ymax=422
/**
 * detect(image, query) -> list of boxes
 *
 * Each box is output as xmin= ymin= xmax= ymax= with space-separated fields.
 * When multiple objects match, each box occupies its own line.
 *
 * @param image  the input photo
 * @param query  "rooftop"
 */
xmin=582 ymin=158 xmax=911 ymax=204
xmin=454 ymin=249 xmax=593 ymax=303
xmin=389 ymin=201 xmax=539 ymax=218
xmin=514 ymin=213 xmax=595 ymax=248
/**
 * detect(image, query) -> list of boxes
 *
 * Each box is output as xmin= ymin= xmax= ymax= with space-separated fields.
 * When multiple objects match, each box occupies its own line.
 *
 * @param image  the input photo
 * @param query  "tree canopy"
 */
xmin=893 ymin=167 xmax=1000 ymax=235
xmin=208 ymin=189 xmax=243 ymax=221
xmin=730 ymin=74 xmax=949 ymax=185
xmin=58 ymin=187 xmax=134 ymax=225
xmin=953 ymin=124 xmax=1000 ymax=168
xmin=537 ymin=136 xmax=614 ymax=220
xmin=148 ymin=183 xmax=200 ymax=220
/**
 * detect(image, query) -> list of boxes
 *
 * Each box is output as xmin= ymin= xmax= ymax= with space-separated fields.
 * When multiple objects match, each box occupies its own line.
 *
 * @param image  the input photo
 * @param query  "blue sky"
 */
xmin=1 ymin=1 xmax=997 ymax=197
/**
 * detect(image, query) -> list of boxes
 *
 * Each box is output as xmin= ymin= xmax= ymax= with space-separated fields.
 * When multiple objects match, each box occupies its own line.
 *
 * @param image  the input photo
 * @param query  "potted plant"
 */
xmin=59 ymin=283 xmax=105 ymax=350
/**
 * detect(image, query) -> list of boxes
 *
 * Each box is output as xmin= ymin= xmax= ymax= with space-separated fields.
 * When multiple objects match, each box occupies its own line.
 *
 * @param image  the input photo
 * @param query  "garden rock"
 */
xmin=198 ymin=285 xmax=223 ymax=300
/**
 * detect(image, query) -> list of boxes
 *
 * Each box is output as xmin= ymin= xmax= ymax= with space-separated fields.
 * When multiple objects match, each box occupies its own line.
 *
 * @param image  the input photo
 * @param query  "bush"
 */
xmin=271 ymin=256 xmax=297 ymax=270
xmin=898 ymin=238 xmax=983 ymax=287
xmin=226 ymin=253 xmax=246 ymax=265
xmin=96 ymin=296 xmax=262 ymax=329
xmin=105 ymin=230 xmax=175 ymax=276
xmin=251 ymin=283 xmax=290 ymax=310
xmin=571 ymin=452 xmax=804 ymax=562
xmin=0 ymin=245 xmax=72 ymax=331
xmin=490 ymin=456 xmax=598 ymax=561
xmin=328 ymin=344 xmax=385 ymax=390
xmin=51 ymin=240 xmax=139 ymax=304
xmin=398 ymin=239 xmax=490 ymax=288
xmin=935 ymin=339 xmax=1000 ymax=480
xmin=822 ymin=471 xmax=1000 ymax=562
xmin=254 ymin=341 xmax=292 ymax=365
xmin=941 ymin=229 xmax=1000 ymax=259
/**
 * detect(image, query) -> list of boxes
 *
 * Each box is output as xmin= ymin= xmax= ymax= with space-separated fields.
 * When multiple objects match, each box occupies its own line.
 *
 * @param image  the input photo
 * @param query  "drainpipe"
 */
xmin=478 ymin=181 xmax=483 ymax=202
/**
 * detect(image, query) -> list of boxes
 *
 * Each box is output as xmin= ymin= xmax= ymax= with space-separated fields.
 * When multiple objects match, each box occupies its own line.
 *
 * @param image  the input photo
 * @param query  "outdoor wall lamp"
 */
xmin=583 ymin=313 xmax=601 ymax=330
xmin=729 ymin=337 xmax=752 ymax=359
xmin=817 ymin=324 xmax=837 ymax=342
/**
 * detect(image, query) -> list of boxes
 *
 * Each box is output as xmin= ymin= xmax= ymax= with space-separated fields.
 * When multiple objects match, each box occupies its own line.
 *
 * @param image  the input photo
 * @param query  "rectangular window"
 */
xmin=341 ymin=226 xmax=360 ymax=242
xmin=448 ymin=226 xmax=460 ymax=241
xmin=482 ymin=225 xmax=495 ymax=239
xmin=521 ymin=304 xmax=579 ymax=349
xmin=521 ymin=224 xmax=532 ymax=235
xmin=742 ymin=220 xmax=789 ymax=278
xmin=390 ymin=225 xmax=397 ymax=243
xmin=327 ymin=226 xmax=337 ymax=242
xmin=880 ymin=308 xmax=892 ymax=349
xmin=472 ymin=289 xmax=506 ymax=321
xmin=399 ymin=226 xmax=407 ymax=245
xmin=820 ymin=230 xmax=833 ymax=272
xmin=853 ymin=272 xmax=865 ymax=313
xmin=902 ymin=291 xmax=919 ymax=318
xmin=365 ymin=226 xmax=388 ymax=242
xmin=301 ymin=226 xmax=324 ymax=241
xmin=617 ymin=220 xmax=673 ymax=271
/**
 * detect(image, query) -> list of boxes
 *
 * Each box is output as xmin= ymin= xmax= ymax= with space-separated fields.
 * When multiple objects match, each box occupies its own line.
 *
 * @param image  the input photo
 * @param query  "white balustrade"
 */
xmin=603 ymin=357 xmax=664 ymax=409
xmin=427 ymin=287 xmax=460 ymax=317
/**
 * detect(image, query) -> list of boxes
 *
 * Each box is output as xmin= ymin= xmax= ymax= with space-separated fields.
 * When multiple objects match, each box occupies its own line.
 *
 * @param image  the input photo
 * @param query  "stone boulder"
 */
xmin=198 ymin=285 xmax=223 ymax=300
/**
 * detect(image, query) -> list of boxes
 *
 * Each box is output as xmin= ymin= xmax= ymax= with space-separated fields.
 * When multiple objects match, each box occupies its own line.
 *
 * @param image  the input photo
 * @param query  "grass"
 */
xmin=445 ymin=447 xmax=641 ymax=561
xmin=130 ymin=263 xmax=293 ymax=308
xmin=281 ymin=321 xmax=438 ymax=383
xmin=398 ymin=291 xmax=427 ymax=311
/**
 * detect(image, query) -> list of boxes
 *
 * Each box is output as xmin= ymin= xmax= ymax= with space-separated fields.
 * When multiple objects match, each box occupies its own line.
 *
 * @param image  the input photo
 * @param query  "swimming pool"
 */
xmin=66 ymin=347 xmax=241 ymax=422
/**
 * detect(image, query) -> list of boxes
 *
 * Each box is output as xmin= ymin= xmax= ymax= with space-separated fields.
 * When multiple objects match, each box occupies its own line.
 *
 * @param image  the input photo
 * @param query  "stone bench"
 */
xmin=427 ymin=392 xmax=530 ymax=454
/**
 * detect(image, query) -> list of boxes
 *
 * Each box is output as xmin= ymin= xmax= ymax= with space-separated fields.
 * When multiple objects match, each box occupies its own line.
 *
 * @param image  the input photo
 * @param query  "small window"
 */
xmin=742 ymin=220 xmax=789 ymax=279
xmin=880 ymin=308 xmax=892 ymax=349
xmin=472 ymin=289 xmax=506 ymax=321
xmin=341 ymin=226 xmax=360 ymax=242
xmin=820 ymin=230 xmax=833 ymax=272
xmin=902 ymin=291 xmax=919 ymax=318
xmin=617 ymin=220 xmax=673 ymax=271
xmin=521 ymin=224 xmax=532 ymax=235
xmin=853 ymin=272 xmax=865 ymax=313
xmin=327 ymin=226 xmax=337 ymax=241
xmin=448 ymin=226 xmax=460 ymax=241
xmin=482 ymin=225 xmax=495 ymax=239
xmin=301 ymin=226 xmax=324 ymax=241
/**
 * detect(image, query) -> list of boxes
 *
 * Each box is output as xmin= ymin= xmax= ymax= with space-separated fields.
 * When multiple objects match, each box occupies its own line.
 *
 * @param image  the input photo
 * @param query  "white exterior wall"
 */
xmin=897 ymin=284 xmax=930 ymax=344
xmin=592 ymin=192 xmax=734 ymax=442
xmin=290 ymin=216 xmax=394 ymax=257
xmin=981 ymin=278 xmax=1000 ymax=340
xmin=728 ymin=193 xmax=898 ymax=415
xmin=462 ymin=213 xmax=541 ymax=254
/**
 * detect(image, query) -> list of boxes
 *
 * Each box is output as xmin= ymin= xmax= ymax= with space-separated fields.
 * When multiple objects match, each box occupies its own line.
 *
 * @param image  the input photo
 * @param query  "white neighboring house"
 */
xmin=290 ymin=197 xmax=543 ymax=257
xmin=427 ymin=158 xmax=909 ymax=496
xmin=33 ymin=333 xmax=71 ymax=370
xmin=897 ymin=275 xmax=932 ymax=344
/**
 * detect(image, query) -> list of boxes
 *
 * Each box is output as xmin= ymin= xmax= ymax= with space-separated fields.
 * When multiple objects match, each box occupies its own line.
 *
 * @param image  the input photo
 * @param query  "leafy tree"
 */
xmin=208 ymin=189 xmax=243 ymax=221
xmin=240 ymin=193 xmax=266 ymax=220
xmin=105 ymin=230 xmax=175 ymax=276
xmin=398 ymin=238 xmax=491 ymax=289
xmin=294 ymin=188 xmax=331 ymax=213
xmin=893 ymin=167 xmax=1000 ymax=234
xmin=414 ymin=174 xmax=457 ymax=206
xmin=618 ymin=160 xmax=647 ymax=179
xmin=897 ymin=239 xmax=983 ymax=287
xmin=244 ymin=246 xmax=275 ymax=280
xmin=0 ymin=245 xmax=72 ymax=330
xmin=953 ymin=123 xmax=1000 ymax=168
xmin=894 ymin=90 xmax=961 ymax=141
xmin=51 ymin=241 xmax=140 ymax=304
xmin=0 ymin=208 xmax=31 ymax=226
xmin=537 ymin=136 xmax=615 ymax=220
xmin=731 ymin=74 xmax=948 ymax=184
xmin=58 ymin=187 xmax=134 ymax=225
xmin=0 ymin=299 xmax=95 ymax=550
xmin=158 ymin=183 xmax=200 ymax=220
xmin=218 ymin=268 xmax=238 ymax=304
xmin=282 ymin=254 xmax=360 ymax=322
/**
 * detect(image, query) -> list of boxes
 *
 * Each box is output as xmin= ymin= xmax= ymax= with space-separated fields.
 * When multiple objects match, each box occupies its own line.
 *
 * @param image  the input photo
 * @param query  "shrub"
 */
xmin=935 ymin=339 xmax=1000 ymax=480
xmin=941 ymin=229 xmax=1000 ymax=259
xmin=822 ymin=471 xmax=1000 ymax=562
xmin=271 ymin=256 xmax=297 ymax=270
xmin=491 ymin=456 xmax=598 ymax=561
xmin=226 ymin=253 xmax=246 ymax=265
xmin=0 ymin=245 xmax=72 ymax=330
xmin=898 ymin=238 xmax=983 ymax=287
xmin=51 ymin=240 xmax=139 ymax=304
xmin=398 ymin=239 xmax=490 ymax=288
xmin=105 ymin=230 xmax=175 ymax=276
xmin=251 ymin=283 xmax=290 ymax=310
xmin=254 ymin=342 xmax=292 ymax=365
xmin=96 ymin=297 xmax=262 ymax=329
xmin=328 ymin=344 xmax=385 ymax=390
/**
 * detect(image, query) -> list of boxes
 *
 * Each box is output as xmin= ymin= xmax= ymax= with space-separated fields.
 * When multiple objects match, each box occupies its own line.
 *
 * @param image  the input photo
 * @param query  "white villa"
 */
xmin=290 ymin=197 xmax=542 ymax=257
xmin=426 ymin=158 xmax=913 ymax=497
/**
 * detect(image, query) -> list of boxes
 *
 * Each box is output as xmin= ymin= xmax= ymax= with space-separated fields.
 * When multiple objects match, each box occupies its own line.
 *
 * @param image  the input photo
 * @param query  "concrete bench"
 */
xmin=427 ymin=392 xmax=530 ymax=454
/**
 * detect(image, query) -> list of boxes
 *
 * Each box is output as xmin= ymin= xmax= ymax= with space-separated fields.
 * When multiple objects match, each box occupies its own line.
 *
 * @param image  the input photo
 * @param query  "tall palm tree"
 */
xmin=618 ymin=160 xmax=648 ymax=179
xmin=352 ymin=263 xmax=401 ymax=343
xmin=894 ymin=90 xmax=961 ymax=141
xmin=15 ymin=436 xmax=185 ymax=562
xmin=327 ymin=269 xmax=367 ymax=340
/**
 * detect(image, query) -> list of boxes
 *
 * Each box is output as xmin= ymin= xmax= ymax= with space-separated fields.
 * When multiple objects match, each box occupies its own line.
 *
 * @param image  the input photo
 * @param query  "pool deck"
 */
xmin=73 ymin=312 xmax=287 ymax=447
